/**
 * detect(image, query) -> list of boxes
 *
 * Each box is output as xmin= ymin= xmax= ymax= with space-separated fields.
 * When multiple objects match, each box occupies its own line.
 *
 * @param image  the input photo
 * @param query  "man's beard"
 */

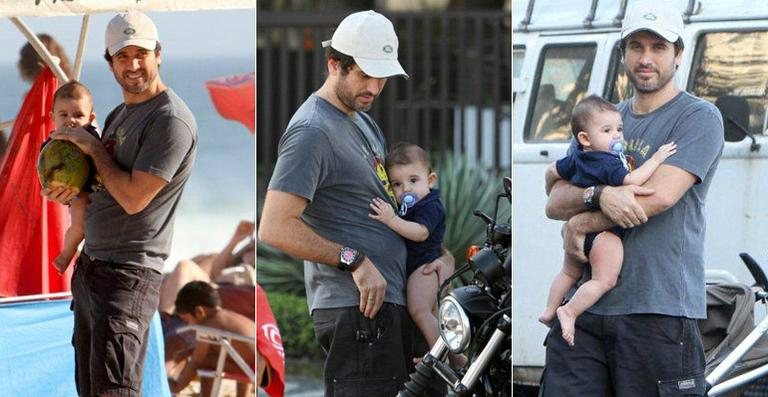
xmin=115 ymin=70 xmax=155 ymax=95
xmin=626 ymin=63 xmax=675 ymax=93
xmin=335 ymin=77 xmax=374 ymax=112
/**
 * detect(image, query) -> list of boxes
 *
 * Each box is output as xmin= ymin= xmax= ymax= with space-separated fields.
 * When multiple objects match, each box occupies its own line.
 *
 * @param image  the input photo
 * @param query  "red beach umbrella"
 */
xmin=205 ymin=72 xmax=255 ymax=133
xmin=0 ymin=67 xmax=70 ymax=297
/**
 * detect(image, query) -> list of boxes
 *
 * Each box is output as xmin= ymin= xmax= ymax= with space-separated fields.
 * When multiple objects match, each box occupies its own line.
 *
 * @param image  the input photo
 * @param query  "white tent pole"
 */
xmin=9 ymin=16 xmax=69 ymax=82
xmin=73 ymin=14 xmax=90 ymax=81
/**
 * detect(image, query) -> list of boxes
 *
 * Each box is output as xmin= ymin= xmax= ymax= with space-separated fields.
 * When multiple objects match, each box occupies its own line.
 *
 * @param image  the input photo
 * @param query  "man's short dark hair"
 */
xmin=570 ymin=94 xmax=619 ymax=138
xmin=53 ymin=81 xmax=93 ymax=110
xmin=103 ymin=41 xmax=162 ymax=64
xmin=385 ymin=142 xmax=432 ymax=172
xmin=326 ymin=46 xmax=355 ymax=76
xmin=174 ymin=281 xmax=220 ymax=314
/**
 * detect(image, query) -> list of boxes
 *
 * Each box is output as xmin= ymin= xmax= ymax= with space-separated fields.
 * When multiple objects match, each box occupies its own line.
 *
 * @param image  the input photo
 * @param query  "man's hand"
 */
xmin=563 ymin=217 xmax=588 ymax=263
xmin=352 ymin=258 xmax=387 ymax=318
xmin=50 ymin=126 xmax=101 ymax=156
xmin=600 ymin=185 xmax=654 ymax=228
xmin=41 ymin=186 xmax=78 ymax=205
xmin=421 ymin=257 xmax=454 ymax=287
xmin=369 ymin=197 xmax=396 ymax=226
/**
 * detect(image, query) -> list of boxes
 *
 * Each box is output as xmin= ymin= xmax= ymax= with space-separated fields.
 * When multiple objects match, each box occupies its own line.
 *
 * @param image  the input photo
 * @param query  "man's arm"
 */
xmin=544 ymin=162 xmax=562 ymax=196
xmin=545 ymin=180 xmax=593 ymax=221
xmin=258 ymin=189 xmax=386 ymax=318
xmin=46 ymin=127 xmax=167 ymax=214
xmin=563 ymin=164 xmax=696 ymax=261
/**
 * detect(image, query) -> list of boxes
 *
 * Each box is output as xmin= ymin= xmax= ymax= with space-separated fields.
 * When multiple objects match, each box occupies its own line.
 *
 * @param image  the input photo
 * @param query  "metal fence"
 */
xmin=257 ymin=10 xmax=511 ymax=172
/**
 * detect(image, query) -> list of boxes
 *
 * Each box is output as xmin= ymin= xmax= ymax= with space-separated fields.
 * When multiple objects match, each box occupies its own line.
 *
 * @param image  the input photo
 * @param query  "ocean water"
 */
xmin=0 ymin=56 xmax=256 ymax=272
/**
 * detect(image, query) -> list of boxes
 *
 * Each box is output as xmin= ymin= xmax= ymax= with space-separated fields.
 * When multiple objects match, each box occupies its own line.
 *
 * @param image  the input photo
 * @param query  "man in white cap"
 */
xmin=259 ymin=10 xmax=452 ymax=396
xmin=43 ymin=10 xmax=197 ymax=396
xmin=541 ymin=1 xmax=723 ymax=395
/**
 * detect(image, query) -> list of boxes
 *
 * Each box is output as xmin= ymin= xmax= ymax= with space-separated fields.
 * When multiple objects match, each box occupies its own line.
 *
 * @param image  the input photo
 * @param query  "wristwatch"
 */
xmin=338 ymin=247 xmax=365 ymax=272
xmin=583 ymin=185 xmax=603 ymax=210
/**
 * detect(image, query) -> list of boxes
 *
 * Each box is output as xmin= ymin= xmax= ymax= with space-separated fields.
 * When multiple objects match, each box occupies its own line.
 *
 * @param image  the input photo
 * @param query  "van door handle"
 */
xmin=540 ymin=150 xmax=549 ymax=157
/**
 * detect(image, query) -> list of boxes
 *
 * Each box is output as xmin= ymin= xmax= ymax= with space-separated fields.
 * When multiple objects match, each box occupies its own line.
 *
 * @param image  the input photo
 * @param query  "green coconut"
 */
xmin=37 ymin=140 xmax=91 ymax=194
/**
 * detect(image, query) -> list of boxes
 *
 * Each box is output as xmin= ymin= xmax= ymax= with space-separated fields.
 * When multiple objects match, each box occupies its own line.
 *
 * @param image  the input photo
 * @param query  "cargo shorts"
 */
xmin=312 ymin=303 xmax=411 ymax=396
xmin=71 ymin=254 xmax=162 ymax=397
xmin=541 ymin=311 xmax=706 ymax=396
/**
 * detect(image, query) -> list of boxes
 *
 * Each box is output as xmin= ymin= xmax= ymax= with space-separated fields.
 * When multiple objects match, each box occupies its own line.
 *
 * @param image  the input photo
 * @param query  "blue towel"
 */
xmin=0 ymin=299 xmax=171 ymax=397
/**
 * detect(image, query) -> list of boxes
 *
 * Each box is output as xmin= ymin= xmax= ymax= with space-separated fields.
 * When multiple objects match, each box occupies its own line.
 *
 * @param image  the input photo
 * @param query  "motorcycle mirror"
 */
xmin=473 ymin=209 xmax=494 ymax=225
xmin=503 ymin=176 xmax=511 ymax=196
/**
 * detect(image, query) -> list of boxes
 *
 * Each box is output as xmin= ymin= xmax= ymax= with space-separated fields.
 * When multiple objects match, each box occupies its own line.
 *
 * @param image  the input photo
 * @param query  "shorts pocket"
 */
xmin=334 ymin=376 xmax=399 ymax=397
xmin=104 ymin=316 xmax=142 ymax=389
xmin=657 ymin=373 xmax=706 ymax=396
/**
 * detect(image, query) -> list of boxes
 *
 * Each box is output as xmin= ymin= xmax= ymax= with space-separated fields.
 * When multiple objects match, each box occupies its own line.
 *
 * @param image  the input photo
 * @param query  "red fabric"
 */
xmin=0 ymin=68 xmax=70 ymax=297
xmin=205 ymin=73 xmax=255 ymax=133
xmin=256 ymin=284 xmax=285 ymax=397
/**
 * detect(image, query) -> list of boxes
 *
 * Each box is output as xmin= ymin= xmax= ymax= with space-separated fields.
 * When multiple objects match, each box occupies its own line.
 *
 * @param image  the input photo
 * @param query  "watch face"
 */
xmin=340 ymin=247 xmax=357 ymax=264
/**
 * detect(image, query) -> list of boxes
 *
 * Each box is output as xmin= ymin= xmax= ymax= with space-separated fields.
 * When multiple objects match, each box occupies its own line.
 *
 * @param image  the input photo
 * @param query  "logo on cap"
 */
xmin=643 ymin=13 xmax=657 ymax=21
xmin=123 ymin=27 xmax=136 ymax=35
xmin=382 ymin=45 xmax=393 ymax=54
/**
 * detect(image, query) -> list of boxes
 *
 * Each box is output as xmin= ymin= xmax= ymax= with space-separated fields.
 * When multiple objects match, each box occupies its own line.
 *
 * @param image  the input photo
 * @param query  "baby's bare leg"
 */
xmin=54 ymin=197 xmax=88 ymax=273
xmin=539 ymin=257 xmax=584 ymax=326
xmin=407 ymin=266 xmax=440 ymax=345
xmin=557 ymin=231 xmax=623 ymax=346
xmin=408 ymin=266 xmax=467 ymax=368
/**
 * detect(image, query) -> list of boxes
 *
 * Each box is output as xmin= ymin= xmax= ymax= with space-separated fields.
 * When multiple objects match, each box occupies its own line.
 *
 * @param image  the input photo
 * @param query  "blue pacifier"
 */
xmin=609 ymin=139 xmax=625 ymax=155
xmin=398 ymin=192 xmax=418 ymax=216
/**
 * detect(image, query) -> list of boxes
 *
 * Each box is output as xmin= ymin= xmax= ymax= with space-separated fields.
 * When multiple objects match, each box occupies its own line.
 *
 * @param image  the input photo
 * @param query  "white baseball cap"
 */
xmin=322 ymin=10 xmax=409 ymax=79
xmin=621 ymin=2 xmax=684 ymax=45
xmin=105 ymin=11 xmax=159 ymax=56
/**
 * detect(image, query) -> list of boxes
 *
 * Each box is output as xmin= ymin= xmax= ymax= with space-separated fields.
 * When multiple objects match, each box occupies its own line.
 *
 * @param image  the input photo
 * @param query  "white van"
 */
xmin=512 ymin=0 xmax=768 ymax=387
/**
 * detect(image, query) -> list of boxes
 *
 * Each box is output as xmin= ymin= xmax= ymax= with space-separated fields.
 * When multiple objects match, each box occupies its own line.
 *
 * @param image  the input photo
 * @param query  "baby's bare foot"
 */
xmin=538 ymin=309 xmax=556 ymax=327
xmin=556 ymin=306 xmax=576 ymax=347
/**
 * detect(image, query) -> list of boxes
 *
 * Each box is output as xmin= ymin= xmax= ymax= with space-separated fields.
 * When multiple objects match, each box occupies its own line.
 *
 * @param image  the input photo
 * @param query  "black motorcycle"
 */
xmin=400 ymin=177 xmax=511 ymax=397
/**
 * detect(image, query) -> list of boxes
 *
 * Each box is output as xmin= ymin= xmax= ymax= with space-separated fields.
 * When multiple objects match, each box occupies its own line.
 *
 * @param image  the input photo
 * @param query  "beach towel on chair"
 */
xmin=256 ymin=283 xmax=285 ymax=397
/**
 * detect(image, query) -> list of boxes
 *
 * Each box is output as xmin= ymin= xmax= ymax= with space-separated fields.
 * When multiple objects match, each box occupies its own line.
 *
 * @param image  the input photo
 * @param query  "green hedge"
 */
xmin=265 ymin=291 xmax=325 ymax=361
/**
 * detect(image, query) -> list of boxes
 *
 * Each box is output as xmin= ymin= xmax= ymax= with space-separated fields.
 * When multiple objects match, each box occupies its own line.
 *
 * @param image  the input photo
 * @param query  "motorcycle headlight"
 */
xmin=439 ymin=296 xmax=471 ymax=353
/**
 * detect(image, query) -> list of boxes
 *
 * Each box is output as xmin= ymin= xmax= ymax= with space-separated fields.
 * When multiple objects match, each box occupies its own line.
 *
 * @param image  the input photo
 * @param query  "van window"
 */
xmin=606 ymin=42 xmax=633 ymax=104
xmin=513 ymin=47 xmax=525 ymax=78
xmin=689 ymin=31 xmax=768 ymax=138
xmin=526 ymin=44 xmax=596 ymax=142
xmin=513 ymin=46 xmax=525 ymax=104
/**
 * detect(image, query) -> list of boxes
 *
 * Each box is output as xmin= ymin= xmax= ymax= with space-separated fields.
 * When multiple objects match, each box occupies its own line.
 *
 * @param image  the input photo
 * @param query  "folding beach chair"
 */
xmin=178 ymin=324 xmax=256 ymax=397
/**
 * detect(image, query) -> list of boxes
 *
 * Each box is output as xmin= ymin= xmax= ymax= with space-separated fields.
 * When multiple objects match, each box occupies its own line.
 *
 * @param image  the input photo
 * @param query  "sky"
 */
xmin=0 ymin=8 xmax=255 ymax=65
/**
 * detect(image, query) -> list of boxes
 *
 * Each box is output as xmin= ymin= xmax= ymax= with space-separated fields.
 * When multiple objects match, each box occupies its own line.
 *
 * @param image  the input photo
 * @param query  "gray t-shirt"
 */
xmin=84 ymin=89 xmax=197 ymax=273
xmin=268 ymin=94 xmax=407 ymax=313
xmin=585 ymin=92 xmax=723 ymax=318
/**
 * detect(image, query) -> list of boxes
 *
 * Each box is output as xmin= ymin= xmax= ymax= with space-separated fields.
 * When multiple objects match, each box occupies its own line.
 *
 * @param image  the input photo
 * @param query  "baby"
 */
xmin=45 ymin=81 xmax=101 ymax=274
xmin=370 ymin=142 xmax=464 ymax=367
xmin=539 ymin=94 xmax=676 ymax=346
